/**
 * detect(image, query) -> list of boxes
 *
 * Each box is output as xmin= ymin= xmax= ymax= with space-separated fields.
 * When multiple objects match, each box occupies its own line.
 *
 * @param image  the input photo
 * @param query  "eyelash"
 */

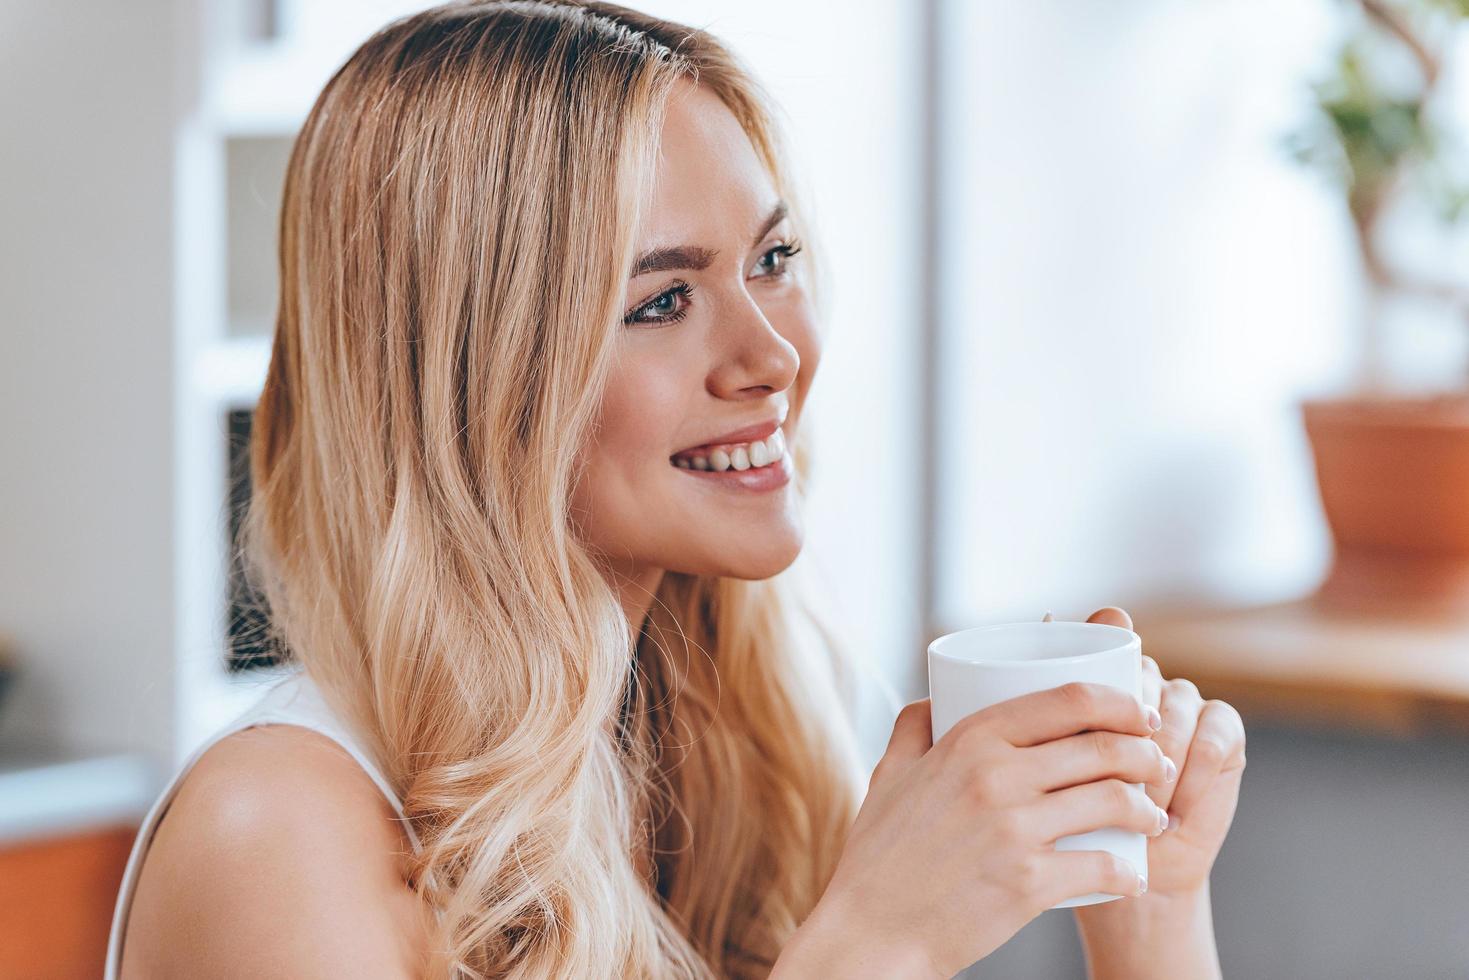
xmin=622 ymin=238 xmax=805 ymax=327
xmin=622 ymin=280 xmax=697 ymax=327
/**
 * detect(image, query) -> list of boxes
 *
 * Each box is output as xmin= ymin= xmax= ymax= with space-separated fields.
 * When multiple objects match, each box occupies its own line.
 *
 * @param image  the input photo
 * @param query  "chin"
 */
xmin=698 ymin=538 xmax=803 ymax=580
xmin=726 ymin=553 xmax=799 ymax=581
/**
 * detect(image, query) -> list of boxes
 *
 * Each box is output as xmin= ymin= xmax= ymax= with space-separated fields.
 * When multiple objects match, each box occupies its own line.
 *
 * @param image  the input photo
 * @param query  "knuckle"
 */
xmin=1085 ymin=729 xmax=1113 ymax=762
xmin=1013 ymin=854 xmax=1047 ymax=907
xmin=1103 ymin=778 xmax=1133 ymax=810
xmin=1059 ymin=681 xmax=1096 ymax=712
xmin=1168 ymin=676 xmax=1202 ymax=701
xmin=950 ymin=715 xmax=992 ymax=757
xmin=1191 ymin=736 xmax=1229 ymax=767
xmin=1210 ymin=699 xmax=1247 ymax=741
xmin=993 ymin=807 xmax=1028 ymax=845
xmin=967 ymin=765 xmax=1005 ymax=808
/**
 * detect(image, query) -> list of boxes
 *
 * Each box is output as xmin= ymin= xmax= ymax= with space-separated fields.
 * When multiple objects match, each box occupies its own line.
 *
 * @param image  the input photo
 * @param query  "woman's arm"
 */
xmin=120 ymin=725 xmax=427 ymax=979
xmin=772 ymin=892 xmax=939 ymax=980
xmin=1076 ymin=884 xmax=1222 ymax=980
xmin=1071 ymin=609 xmax=1243 ymax=980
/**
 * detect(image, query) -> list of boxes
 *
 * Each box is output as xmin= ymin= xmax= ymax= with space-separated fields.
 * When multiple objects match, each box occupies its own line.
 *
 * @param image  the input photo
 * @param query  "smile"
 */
xmin=669 ymin=428 xmax=786 ymax=472
xmin=668 ymin=428 xmax=792 ymax=493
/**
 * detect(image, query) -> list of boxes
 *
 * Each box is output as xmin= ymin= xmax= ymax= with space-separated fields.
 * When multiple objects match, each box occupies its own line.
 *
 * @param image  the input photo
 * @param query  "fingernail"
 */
xmin=1146 ymin=706 xmax=1163 ymax=732
xmin=1137 ymin=874 xmax=1148 ymax=895
xmin=1163 ymin=757 xmax=1177 ymax=782
xmin=1154 ymin=806 xmax=1168 ymax=835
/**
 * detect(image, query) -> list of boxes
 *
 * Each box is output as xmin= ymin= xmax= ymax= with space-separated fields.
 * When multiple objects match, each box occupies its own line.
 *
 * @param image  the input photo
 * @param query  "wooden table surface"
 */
xmin=1132 ymin=598 xmax=1469 ymax=738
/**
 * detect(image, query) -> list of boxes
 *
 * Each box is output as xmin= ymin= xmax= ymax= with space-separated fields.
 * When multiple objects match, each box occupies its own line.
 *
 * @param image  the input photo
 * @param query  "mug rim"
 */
xmin=928 ymin=621 xmax=1139 ymax=667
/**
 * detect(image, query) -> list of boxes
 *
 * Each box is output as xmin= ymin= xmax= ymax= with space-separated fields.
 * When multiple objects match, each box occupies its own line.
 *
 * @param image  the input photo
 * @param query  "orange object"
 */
xmin=0 ymin=823 xmax=137 ymax=980
xmin=1303 ymin=393 xmax=1469 ymax=617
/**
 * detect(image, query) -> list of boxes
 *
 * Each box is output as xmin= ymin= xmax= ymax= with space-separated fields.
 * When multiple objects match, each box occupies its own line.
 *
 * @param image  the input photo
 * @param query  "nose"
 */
xmin=706 ymin=290 xmax=800 ymax=399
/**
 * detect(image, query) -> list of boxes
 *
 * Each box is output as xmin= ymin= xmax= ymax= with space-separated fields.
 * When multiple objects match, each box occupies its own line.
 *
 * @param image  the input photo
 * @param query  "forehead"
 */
xmin=637 ymin=81 xmax=778 ymax=244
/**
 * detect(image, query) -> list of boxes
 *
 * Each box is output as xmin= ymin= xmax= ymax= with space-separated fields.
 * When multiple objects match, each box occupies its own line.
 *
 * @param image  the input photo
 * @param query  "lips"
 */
xmin=672 ymin=418 xmax=782 ymax=456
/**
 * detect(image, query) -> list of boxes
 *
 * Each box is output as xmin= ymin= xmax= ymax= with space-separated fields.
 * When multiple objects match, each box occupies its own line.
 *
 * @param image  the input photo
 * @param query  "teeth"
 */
xmin=673 ymin=429 xmax=787 ymax=473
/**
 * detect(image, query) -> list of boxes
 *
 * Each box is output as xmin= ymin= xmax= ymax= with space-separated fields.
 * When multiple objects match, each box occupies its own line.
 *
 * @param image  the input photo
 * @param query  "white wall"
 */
xmin=0 ymin=0 xmax=177 ymax=763
xmin=936 ymin=0 xmax=1365 ymax=628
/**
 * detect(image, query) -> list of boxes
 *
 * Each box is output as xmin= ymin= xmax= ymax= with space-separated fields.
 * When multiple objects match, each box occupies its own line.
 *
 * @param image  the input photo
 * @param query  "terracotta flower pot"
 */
xmin=1302 ymin=392 xmax=1469 ymax=617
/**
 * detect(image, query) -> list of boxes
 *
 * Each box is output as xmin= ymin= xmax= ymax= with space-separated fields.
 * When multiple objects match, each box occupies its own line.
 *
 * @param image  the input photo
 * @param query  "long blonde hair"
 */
xmin=243 ymin=2 xmax=864 ymax=976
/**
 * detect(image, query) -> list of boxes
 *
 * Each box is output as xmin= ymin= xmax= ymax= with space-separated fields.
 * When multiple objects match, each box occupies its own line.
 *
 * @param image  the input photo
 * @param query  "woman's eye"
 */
xmin=623 ymin=280 xmax=694 ymax=327
xmin=752 ymin=238 xmax=804 ymax=278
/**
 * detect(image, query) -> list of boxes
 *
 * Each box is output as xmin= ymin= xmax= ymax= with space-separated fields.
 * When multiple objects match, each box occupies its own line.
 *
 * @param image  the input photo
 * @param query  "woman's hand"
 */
xmin=1075 ymin=607 xmax=1247 ymax=899
xmin=774 ymin=676 xmax=1177 ymax=979
xmin=1068 ymin=606 xmax=1246 ymax=980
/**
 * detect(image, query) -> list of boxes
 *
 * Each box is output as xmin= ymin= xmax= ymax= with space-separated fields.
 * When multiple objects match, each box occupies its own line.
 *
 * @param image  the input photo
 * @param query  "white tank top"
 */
xmin=103 ymin=666 xmax=422 ymax=979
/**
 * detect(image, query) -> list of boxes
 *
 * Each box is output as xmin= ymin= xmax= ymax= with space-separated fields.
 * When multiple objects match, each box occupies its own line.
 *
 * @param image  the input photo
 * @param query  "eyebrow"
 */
xmin=629 ymin=200 xmax=789 ymax=278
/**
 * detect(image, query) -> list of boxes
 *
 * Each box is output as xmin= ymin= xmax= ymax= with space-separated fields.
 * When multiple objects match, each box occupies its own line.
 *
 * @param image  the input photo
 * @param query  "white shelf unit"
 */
xmin=172 ymin=0 xmax=427 ymax=762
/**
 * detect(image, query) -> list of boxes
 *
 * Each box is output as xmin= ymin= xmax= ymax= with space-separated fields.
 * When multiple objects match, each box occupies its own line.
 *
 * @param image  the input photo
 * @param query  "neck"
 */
xmin=610 ymin=562 xmax=665 ymax=640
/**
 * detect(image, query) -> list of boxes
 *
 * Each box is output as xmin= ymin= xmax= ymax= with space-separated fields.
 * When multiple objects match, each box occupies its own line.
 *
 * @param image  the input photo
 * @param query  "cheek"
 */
xmin=578 ymin=352 xmax=695 ymax=517
xmin=571 ymin=359 xmax=685 ymax=553
xmin=597 ymin=355 xmax=690 ymax=460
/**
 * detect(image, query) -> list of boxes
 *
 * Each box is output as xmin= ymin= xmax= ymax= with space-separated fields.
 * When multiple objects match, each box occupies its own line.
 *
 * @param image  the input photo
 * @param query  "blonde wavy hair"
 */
xmin=243 ymin=1 xmax=866 ymax=976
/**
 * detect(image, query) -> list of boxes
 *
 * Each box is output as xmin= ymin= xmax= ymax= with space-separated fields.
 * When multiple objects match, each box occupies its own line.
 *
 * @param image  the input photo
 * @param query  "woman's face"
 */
xmin=573 ymin=80 xmax=821 ymax=604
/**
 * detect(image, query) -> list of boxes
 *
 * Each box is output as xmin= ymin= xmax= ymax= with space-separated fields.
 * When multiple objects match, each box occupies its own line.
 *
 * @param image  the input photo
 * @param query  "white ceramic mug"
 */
xmin=927 ymin=621 xmax=1146 ymax=909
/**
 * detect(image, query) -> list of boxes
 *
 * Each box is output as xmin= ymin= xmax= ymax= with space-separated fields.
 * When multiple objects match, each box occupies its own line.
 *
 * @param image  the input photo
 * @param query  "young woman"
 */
xmin=107 ymin=2 xmax=1246 ymax=977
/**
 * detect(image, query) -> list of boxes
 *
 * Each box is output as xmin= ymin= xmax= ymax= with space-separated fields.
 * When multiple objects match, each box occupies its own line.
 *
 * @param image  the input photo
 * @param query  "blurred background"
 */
xmin=3 ymin=0 xmax=1468 ymax=976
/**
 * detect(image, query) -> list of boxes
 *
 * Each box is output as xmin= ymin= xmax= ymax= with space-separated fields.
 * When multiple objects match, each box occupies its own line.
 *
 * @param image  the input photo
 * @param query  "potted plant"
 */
xmin=1289 ymin=0 xmax=1469 ymax=615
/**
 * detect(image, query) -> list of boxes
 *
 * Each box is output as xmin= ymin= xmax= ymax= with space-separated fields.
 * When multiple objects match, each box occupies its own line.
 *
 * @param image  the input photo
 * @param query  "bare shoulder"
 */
xmin=120 ymin=723 xmax=431 ymax=980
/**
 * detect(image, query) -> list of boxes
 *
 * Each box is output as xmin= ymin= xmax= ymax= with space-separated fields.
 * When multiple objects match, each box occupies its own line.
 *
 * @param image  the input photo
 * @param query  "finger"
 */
xmin=1140 ymin=654 xmax=1164 ymax=710
xmin=1166 ymin=699 xmax=1247 ymax=831
xmin=1035 ymin=848 xmax=1148 ymax=908
xmin=1024 ymin=778 xmax=1169 ymax=843
xmin=1147 ymin=676 xmax=1205 ymax=812
xmin=1085 ymin=606 xmax=1133 ymax=630
xmin=1084 ymin=608 xmax=1153 ymax=706
xmin=879 ymin=699 xmax=934 ymax=770
xmin=965 ymin=681 xmax=1160 ymax=749
xmin=1023 ymin=729 xmax=1176 ymax=793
